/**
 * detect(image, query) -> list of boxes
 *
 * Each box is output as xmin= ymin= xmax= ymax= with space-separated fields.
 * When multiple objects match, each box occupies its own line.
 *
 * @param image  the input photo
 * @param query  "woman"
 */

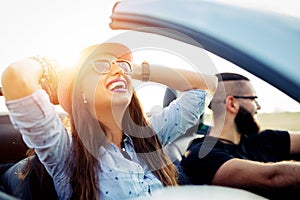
xmin=1 ymin=43 xmax=217 ymax=199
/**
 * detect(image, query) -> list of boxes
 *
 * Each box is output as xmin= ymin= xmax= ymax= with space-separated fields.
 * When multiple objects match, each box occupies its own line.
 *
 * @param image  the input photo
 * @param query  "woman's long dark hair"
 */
xmin=68 ymin=92 xmax=178 ymax=200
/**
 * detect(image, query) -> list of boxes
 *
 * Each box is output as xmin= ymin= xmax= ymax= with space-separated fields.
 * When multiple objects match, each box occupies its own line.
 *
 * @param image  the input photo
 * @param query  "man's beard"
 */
xmin=234 ymin=106 xmax=260 ymax=138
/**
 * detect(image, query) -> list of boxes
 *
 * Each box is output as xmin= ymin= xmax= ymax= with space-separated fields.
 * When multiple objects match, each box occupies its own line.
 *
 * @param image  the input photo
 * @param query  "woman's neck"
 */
xmin=97 ymin=107 xmax=126 ymax=146
xmin=101 ymin=120 xmax=124 ymax=147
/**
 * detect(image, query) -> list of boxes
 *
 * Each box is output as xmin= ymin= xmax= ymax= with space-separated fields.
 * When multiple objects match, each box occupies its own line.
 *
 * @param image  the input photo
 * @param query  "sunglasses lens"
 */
xmin=94 ymin=60 xmax=111 ymax=74
xmin=93 ymin=60 xmax=132 ymax=74
xmin=116 ymin=61 xmax=132 ymax=74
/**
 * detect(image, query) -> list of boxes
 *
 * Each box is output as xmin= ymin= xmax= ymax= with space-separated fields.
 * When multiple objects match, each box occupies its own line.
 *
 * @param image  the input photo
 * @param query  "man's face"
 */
xmin=234 ymin=106 xmax=260 ymax=137
xmin=233 ymin=81 xmax=261 ymax=137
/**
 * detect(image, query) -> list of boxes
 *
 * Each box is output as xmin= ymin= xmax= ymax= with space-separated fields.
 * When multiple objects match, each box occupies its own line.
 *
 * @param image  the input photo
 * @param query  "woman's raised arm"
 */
xmin=132 ymin=62 xmax=217 ymax=94
xmin=2 ymin=57 xmax=59 ymax=104
xmin=1 ymin=59 xmax=43 ymax=101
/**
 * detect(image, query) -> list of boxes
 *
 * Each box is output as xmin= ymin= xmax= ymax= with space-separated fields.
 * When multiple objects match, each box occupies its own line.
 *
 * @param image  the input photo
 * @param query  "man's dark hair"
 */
xmin=216 ymin=73 xmax=249 ymax=82
xmin=208 ymin=73 xmax=250 ymax=110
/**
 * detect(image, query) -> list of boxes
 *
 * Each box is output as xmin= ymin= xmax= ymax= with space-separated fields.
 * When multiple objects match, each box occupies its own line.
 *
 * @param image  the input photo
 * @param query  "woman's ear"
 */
xmin=225 ymin=96 xmax=239 ymax=114
xmin=81 ymin=92 xmax=88 ymax=104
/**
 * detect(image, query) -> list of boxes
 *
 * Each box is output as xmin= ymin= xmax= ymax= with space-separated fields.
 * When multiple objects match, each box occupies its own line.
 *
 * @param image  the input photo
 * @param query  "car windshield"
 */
xmin=132 ymin=43 xmax=300 ymax=132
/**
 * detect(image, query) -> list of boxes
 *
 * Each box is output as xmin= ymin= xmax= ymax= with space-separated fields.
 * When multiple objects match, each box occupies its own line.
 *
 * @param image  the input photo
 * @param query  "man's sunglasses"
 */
xmin=92 ymin=59 xmax=133 ymax=75
xmin=208 ymin=95 xmax=258 ymax=109
xmin=233 ymin=95 xmax=258 ymax=100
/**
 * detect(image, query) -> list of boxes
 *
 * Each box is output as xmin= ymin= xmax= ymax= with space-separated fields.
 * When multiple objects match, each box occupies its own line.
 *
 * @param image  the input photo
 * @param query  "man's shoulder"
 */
xmin=257 ymin=129 xmax=289 ymax=139
xmin=187 ymin=135 xmax=224 ymax=156
xmin=181 ymin=136 xmax=234 ymax=185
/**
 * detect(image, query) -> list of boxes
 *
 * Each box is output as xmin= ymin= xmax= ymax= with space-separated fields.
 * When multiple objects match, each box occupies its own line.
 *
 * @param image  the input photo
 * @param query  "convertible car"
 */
xmin=0 ymin=0 xmax=299 ymax=199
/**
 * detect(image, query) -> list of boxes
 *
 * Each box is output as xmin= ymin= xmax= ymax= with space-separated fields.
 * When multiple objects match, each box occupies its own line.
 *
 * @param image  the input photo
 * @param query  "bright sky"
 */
xmin=0 ymin=0 xmax=299 ymax=113
xmin=0 ymin=0 xmax=120 ymax=68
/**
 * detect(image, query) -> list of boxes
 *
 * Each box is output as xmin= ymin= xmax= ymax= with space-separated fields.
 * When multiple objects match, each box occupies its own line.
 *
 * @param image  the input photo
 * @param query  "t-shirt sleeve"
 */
xmin=181 ymin=138 xmax=234 ymax=185
xmin=258 ymin=129 xmax=290 ymax=160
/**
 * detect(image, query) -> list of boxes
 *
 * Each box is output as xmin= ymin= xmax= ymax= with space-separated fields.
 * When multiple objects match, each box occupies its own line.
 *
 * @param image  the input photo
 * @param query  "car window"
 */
xmin=134 ymin=47 xmax=300 ymax=132
xmin=207 ymin=51 xmax=300 ymax=132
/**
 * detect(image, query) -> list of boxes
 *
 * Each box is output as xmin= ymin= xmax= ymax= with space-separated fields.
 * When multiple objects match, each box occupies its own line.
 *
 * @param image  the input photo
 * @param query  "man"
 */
xmin=181 ymin=73 xmax=300 ymax=199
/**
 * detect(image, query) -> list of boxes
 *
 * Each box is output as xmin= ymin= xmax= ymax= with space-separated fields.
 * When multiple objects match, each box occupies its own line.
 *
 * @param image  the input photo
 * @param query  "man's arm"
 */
xmin=290 ymin=132 xmax=300 ymax=154
xmin=213 ymin=158 xmax=300 ymax=190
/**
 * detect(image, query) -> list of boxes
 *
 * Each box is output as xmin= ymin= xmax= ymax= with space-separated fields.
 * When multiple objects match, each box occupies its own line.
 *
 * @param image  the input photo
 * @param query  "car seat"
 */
xmin=163 ymin=87 xmax=210 ymax=184
xmin=0 ymin=89 xmax=57 ymax=199
xmin=0 ymin=115 xmax=28 ymax=164
xmin=163 ymin=87 xmax=210 ymax=162
xmin=0 ymin=155 xmax=58 ymax=200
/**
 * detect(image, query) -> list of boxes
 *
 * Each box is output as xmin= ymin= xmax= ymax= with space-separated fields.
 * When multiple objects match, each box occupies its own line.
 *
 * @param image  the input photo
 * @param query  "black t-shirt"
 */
xmin=180 ymin=129 xmax=290 ymax=185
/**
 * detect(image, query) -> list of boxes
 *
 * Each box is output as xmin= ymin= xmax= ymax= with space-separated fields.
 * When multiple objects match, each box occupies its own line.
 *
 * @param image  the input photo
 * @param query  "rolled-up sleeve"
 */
xmin=6 ymin=90 xmax=71 ymax=177
xmin=150 ymin=90 xmax=208 ymax=146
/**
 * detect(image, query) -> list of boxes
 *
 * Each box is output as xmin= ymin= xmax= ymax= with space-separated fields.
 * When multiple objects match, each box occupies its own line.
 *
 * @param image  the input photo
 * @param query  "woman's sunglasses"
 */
xmin=92 ymin=59 xmax=133 ymax=75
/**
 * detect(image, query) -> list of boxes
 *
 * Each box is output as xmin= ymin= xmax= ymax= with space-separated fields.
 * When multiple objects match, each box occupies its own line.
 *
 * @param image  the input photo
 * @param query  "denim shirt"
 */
xmin=6 ymin=89 xmax=207 ymax=200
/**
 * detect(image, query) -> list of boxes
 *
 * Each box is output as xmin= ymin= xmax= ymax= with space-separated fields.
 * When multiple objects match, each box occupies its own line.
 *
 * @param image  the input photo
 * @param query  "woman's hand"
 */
xmin=1 ymin=57 xmax=61 ymax=104
xmin=30 ymin=56 xmax=61 ymax=105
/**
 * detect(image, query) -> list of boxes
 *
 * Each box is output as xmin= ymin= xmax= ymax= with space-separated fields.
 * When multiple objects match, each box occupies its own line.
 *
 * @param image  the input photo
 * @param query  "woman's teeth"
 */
xmin=108 ymin=81 xmax=126 ymax=91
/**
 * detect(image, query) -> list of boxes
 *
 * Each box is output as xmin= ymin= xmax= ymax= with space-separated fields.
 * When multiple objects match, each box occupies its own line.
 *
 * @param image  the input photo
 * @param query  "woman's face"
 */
xmin=80 ymin=54 xmax=134 ymax=121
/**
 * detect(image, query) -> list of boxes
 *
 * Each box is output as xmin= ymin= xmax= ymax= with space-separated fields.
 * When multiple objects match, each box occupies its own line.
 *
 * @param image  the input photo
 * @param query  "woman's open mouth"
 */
xmin=107 ymin=79 xmax=127 ymax=92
